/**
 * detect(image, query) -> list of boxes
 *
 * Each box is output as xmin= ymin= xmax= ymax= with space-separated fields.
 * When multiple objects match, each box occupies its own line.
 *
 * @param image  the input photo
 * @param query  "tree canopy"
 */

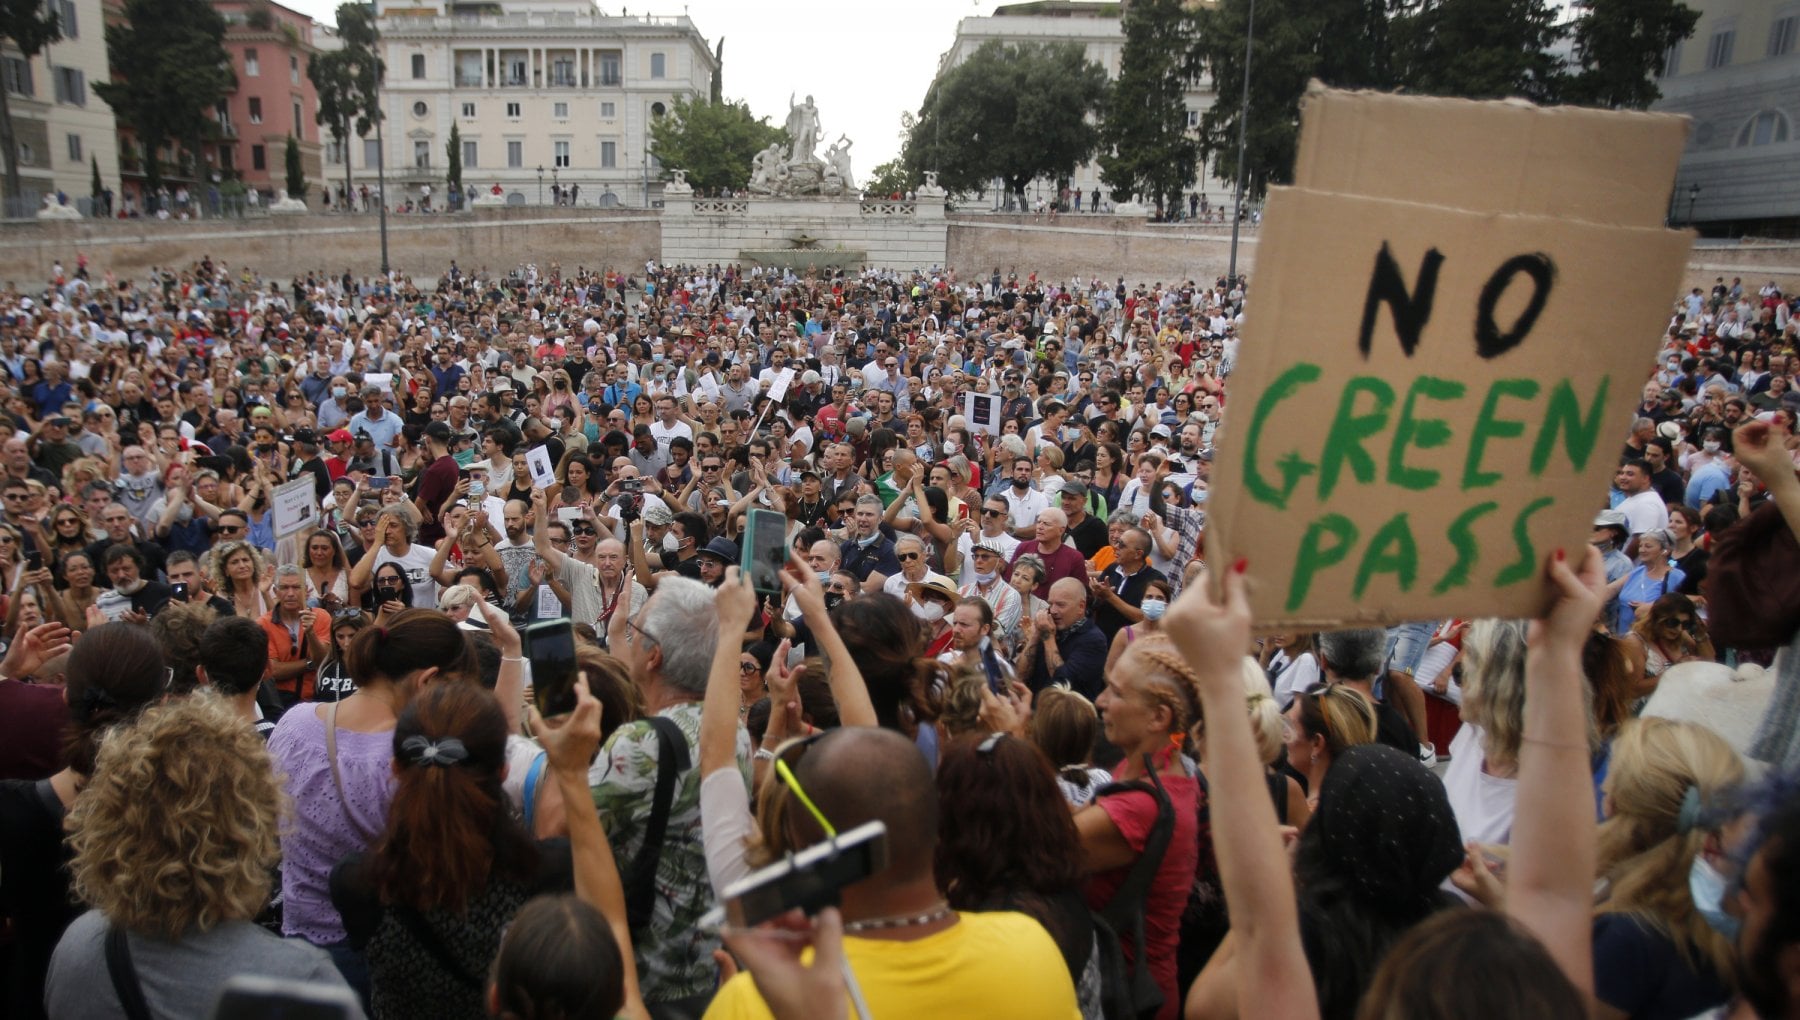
xmin=0 ymin=0 xmax=61 ymax=201
xmin=96 ymin=0 xmax=234 ymax=201
xmin=648 ymin=97 xmax=786 ymax=193
xmin=902 ymin=40 xmax=1109 ymax=201
xmin=1098 ymin=0 xmax=1201 ymax=213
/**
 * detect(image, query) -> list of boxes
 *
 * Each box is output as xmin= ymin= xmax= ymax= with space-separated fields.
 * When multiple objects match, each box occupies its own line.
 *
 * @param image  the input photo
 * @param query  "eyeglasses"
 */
xmin=626 ymin=618 xmax=660 ymax=648
xmin=216 ymin=524 xmax=245 ymax=535
xmin=981 ymin=507 xmax=1006 ymax=517
xmin=739 ymin=661 xmax=762 ymax=675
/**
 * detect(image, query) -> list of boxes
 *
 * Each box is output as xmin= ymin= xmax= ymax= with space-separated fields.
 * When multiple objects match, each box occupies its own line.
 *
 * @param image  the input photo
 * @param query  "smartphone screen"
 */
xmin=957 ymin=503 xmax=971 ymax=523
xmin=523 ymin=619 xmax=579 ymax=717
xmin=743 ymin=507 xmax=788 ymax=596
xmin=368 ymin=476 xmax=391 ymax=491
xmin=25 ymin=549 xmax=41 ymax=571
xmin=171 ymin=582 xmax=190 ymax=602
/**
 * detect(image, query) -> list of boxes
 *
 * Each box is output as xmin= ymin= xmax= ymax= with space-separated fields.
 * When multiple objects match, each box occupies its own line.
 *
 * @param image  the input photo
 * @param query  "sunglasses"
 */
xmin=739 ymin=661 xmax=762 ymax=675
xmin=897 ymin=551 xmax=921 ymax=561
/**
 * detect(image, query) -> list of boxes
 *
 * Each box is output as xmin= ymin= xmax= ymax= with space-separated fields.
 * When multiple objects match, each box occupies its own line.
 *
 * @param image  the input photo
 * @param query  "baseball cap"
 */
xmin=1149 ymin=424 xmax=1171 ymax=439
xmin=642 ymin=503 xmax=675 ymax=526
xmin=695 ymin=536 xmax=738 ymax=563
xmin=328 ymin=428 xmax=354 ymax=444
xmin=1059 ymin=480 xmax=1090 ymax=499
xmin=1593 ymin=509 xmax=1629 ymax=531
xmin=286 ymin=427 xmax=319 ymax=445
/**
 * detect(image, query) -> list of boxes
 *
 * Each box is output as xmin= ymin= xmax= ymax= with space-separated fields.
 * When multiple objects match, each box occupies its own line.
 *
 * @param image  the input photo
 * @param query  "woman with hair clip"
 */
xmin=1281 ymin=681 xmax=1379 ymax=807
xmin=331 ymin=682 xmax=573 ymax=1020
xmin=267 ymin=609 xmax=477 ymax=1000
xmin=1068 ymin=632 xmax=1205 ymax=1020
xmin=0 ymin=621 xmax=152 ymax=1020
xmin=1031 ymin=685 xmax=1115 ymax=808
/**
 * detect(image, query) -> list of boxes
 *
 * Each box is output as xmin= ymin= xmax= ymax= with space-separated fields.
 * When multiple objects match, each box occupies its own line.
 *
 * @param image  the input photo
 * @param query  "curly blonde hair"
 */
xmin=66 ymin=693 xmax=283 ymax=939
xmin=205 ymin=539 xmax=269 ymax=594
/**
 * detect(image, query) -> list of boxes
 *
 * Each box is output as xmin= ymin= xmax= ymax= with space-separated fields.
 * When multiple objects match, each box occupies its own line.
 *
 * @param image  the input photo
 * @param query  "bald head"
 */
xmin=789 ymin=727 xmax=937 ymax=884
xmin=1047 ymin=576 xmax=1088 ymax=629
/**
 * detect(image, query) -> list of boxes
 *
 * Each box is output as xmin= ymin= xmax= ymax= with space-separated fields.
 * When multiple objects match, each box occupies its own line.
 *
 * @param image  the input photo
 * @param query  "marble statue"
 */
xmin=785 ymin=93 xmax=821 ymax=165
xmin=824 ymin=135 xmax=855 ymax=191
xmin=749 ymin=96 xmax=857 ymax=198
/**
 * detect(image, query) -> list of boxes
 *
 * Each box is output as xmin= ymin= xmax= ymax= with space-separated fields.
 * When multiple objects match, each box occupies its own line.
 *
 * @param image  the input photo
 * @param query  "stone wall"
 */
xmin=0 ymin=208 xmax=661 ymax=283
xmin=660 ymin=193 xmax=947 ymax=269
xmin=947 ymin=215 xmax=1258 ymax=285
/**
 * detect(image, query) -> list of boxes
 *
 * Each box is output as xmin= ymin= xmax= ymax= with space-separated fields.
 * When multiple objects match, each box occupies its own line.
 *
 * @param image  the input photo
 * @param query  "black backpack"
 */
xmin=1091 ymin=755 xmax=1177 ymax=1020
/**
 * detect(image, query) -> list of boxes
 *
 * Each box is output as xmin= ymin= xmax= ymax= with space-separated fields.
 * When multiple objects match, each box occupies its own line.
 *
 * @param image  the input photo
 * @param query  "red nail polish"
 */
xmin=1233 ymin=557 xmax=1249 ymax=574
xmin=1554 ymin=548 xmax=1565 ymax=563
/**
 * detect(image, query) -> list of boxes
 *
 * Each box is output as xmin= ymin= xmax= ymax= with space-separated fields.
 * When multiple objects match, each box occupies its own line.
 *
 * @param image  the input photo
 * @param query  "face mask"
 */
xmin=1703 ymin=440 xmax=1722 ymax=453
xmin=824 ymin=592 xmax=846 ymax=611
xmin=332 ymin=386 xmax=347 ymax=399
xmin=1140 ymin=598 xmax=1168 ymax=621
xmin=912 ymin=600 xmax=945 ymax=623
xmin=1689 ymin=856 xmax=1740 ymax=941
xmin=816 ymin=570 xmax=832 ymax=585
xmin=944 ymin=442 xmax=961 ymax=455
xmin=652 ymin=353 xmax=665 ymax=363
xmin=662 ymin=532 xmax=681 ymax=552
xmin=974 ymin=568 xmax=997 ymax=585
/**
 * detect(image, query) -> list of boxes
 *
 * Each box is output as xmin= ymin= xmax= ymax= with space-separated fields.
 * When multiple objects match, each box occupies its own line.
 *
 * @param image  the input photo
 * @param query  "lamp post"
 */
xmin=371 ymin=47 xmax=390 ymax=277
xmin=552 ymin=165 xmax=560 ymax=206
xmin=1227 ymin=0 xmax=1255 ymax=289
xmin=1688 ymin=182 xmax=1701 ymax=227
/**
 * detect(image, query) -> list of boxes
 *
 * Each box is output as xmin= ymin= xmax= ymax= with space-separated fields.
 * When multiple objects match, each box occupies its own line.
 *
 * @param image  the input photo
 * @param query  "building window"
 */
xmin=326 ymin=139 xmax=344 ymax=165
xmin=55 ymin=0 xmax=77 ymax=38
xmin=3 ymin=57 xmax=32 ymax=97
xmin=1186 ymin=110 xmax=1200 ymax=129
xmin=552 ymin=57 xmax=574 ymax=87
xmin=507 ymin=140 xmax=522 ymax=167
xmin=293 ymin=99 xmax=302 ymax=132
xmin=414 ymin=139 xmax=430 ymax=168
xmin=412 ymin=100 xmax=428 ymax=118
xmin=15 ymin=142 xmax=32 ymax=167
xmin=506 ymin=57 xmax=526 ymax=85
xmin=600 ymin=101 xmax=615 ymax=118
xmin=66 ymin=133 xmax=80 ymax=161
xmin=1706 ymin=29 xmax=1735 ymax=69
xmin=599 ymin=51 xmax=620 ymax=86
xmin=411 ymin=53 xmax=426 ymax=79
xmin=252 ymin=144 xmax=266 ymax=170
xmin=1661 ymin=40 xmax=1684 ymax=77
xmin=553 ymin=101 xmax=568 ymax=119
xmin=601 ymin=140 xmax=616 ymax=168
xmin=505 ymin=101 xmax=520 ymax=119
xmin=249 ymin=97 xmax=263 ymax=123
xmin=1737 ymin=109 xmax=1792 ymax=146
xmin=650 ymin=101 xmax=665 ymax=118
xmin=220 ymin=145 xmax=234 ymax=170
xmin=462 ymin=139 xmax=477 ymax=167
xmin=650 ymin=52 xmax=665 ymax=79
xmin=1772 ymin=15 xmax=1799 ymax=57
xmin=554 ymin=139 xmax=570 ymax=167
xmin=52 ymin=66 xmax=85 ymax=106
xmin=461 ymin=102 xmax=475 ymax=118
xmin=364 ymin=138 xmax=381 ymax=168
xmin=245 ymin=48 xmax=259 ymax=77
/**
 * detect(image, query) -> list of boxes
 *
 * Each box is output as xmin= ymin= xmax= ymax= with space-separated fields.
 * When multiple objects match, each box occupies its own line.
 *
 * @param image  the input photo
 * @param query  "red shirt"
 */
xmin=414 ymin=454 xmax=461 ymax=545
xmin=0 ymin=679 xmax=66 ymax=780
xmin=1085 ymin=769 xmax=1202 ymax=1020
xmin=1012 ymin=539 xmax=1088 ymax=599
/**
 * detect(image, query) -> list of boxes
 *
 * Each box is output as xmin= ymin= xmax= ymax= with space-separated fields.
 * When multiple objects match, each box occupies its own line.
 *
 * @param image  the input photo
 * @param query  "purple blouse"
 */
xmin=267 ymin=704 xmax=396 ymax=944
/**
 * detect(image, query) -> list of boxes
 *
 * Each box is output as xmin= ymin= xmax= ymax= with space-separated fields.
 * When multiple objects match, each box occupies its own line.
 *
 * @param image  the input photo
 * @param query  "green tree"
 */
xmin=0 ymin=0 xmax=60 ymax=203
xmin=445 ymin=122 xmax=462 ymax=200
xmin=96 ymin=0 xmax=233 ymax=207
xmin=1098 ymin=0 xmax=1201 ymax=214
xmin=903 ymin=40 xmax=1109 ymax=207
xmin=863 ymin=159 xmax=912 ymax=197
xmin=1563 ymin=0 xmax=1699 ymax=108
xmin=309 ymin=46 xmax=363 ymax=208
xmin=648 ymin=96 xmax=786 ymax=193
xmin=284 ymin=134 xmax=305 ymax=200
xmin=89 ymin=155 xmax=100 ymax=209
xmin=1390 ymin=0 xmax=1566 ymax=102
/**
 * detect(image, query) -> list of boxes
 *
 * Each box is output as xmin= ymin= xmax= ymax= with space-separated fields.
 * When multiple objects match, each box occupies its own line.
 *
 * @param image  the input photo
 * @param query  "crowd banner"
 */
xmin=1209 ymin=84 xmax=1693 ymax=628
xmin=271 ymin=477 xmax=319 ymax=538
xmin=964 ymin=391 xmax=1002 ymax=436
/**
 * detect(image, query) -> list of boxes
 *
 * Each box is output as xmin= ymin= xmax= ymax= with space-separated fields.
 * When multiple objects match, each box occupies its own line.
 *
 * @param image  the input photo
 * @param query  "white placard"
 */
xmin=556 ymin=506 xmax=585 ymax=525
xmin=963 ymin=391 xmax=1002 ymax=436
xmin=526 ymin=445 xmax=557 ymax=489
xmin=767 ymin=368 xmax=796 ymax=403
xmin=536 ymin=584 xmax=564 ymax=619
xmin=365 ymin=372 xmax=394 ymax=393
xmin=271 ymin=477 xmax=319 ymax=538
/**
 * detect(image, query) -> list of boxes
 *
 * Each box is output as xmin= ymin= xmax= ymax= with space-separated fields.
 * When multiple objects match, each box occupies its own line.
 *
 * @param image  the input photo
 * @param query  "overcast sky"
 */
xmin=280 ymin=0 xmax=998 ymax=170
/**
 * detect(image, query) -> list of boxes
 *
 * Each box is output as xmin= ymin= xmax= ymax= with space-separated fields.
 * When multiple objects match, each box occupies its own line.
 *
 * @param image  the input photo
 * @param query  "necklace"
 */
xmin=842 ymin=902 xmax=953 ymax=934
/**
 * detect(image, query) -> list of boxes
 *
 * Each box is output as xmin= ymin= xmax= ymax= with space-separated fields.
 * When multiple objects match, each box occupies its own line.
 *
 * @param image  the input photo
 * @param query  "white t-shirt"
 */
xmin=1616 ymin=489 xmax=1669 ymax=536
xmin=648 ymin=418 xmax=693 ymax=451
xmin=883 ymin=568 xmax=954 ymax=600
xmin=1001 ymin=485 xmax=1050 ymax=530
xmin=1270 ymin=650 xmax=1321 ymax=707
xmin=1443 ymin=724 xmax=1517 ymax=846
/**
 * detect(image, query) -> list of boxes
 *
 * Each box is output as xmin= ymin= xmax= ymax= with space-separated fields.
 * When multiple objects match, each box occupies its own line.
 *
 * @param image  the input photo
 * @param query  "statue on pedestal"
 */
xmin=748 ymin=95 xmax=853 ymax=198
xmin=784 ymin=94 xmax=821 ymax=166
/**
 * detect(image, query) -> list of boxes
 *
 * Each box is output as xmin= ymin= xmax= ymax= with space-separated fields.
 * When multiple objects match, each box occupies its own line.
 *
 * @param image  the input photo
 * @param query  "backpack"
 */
xmin=1091 ymin=755 xmax=1176 ymax=1020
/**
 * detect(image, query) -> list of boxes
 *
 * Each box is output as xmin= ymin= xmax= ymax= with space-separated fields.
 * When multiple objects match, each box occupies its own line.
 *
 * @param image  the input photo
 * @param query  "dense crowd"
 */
xmin=0 ymin=257 xmax=1798 ymax=1020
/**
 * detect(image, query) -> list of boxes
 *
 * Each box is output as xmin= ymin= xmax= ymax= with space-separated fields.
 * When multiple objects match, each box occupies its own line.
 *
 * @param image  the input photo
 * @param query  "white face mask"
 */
xmin=662 ymin=532 xmax=680 ymax=552
xmin=973 ymin=568 xmax=998 ymax=585
xmin=1140 ymin=598 xmax=1168 ymax=621
xmin=1703 ymin=440 xmax=1722 ymax=453
xmin=911 ymin=600 xmax=946 ymax=623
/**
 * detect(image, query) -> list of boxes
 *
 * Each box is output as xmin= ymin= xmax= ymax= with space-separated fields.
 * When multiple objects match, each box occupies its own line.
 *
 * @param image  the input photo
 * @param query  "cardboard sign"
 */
xmin=525 ymin=445 xmax=557 ymax=490
xmin=271 ymin=477 xmax=319 ymax=538
xmin=1207 ymin=85 xmax=1692 ymax=628
xmin=964 ymin=391 xmax=1002 ymax=436
xmin=767 ymin=368 xmax=796 ymax=403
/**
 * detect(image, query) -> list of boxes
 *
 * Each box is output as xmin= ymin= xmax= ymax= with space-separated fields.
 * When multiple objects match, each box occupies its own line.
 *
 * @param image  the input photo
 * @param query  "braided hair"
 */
xmin=1119 ymin=632 xmax=1204 ymax=738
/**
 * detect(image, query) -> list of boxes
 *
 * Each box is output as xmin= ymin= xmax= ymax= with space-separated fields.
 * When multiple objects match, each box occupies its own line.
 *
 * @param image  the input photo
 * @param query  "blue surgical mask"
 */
xmin=973 ymin=568 xmax=998 ymax=585
xmin=1140 ymin=598 xmax=1168 ymax=621
xmin=332 ymin=386 xmax=346 ymax=399
xmin=1689 ymin=855 xmax=1740 ymax=941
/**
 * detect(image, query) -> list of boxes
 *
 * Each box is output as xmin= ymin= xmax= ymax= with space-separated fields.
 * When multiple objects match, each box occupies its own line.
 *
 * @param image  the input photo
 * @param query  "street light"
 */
xmin=537 ymin=165 xmax=544 ymax=206
xmin=552 ymin=165 xmax=560 ymax=205
xmin=1688 ymin=182 xmax=1701 ymax=227
xmin=1228 ymin=0 xmax=1255 ymax=289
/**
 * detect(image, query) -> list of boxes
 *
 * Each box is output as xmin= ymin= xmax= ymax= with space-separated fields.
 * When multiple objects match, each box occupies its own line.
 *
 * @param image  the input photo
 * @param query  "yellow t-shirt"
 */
xmin=703 ymin=911 xmax=1080 ymax=1020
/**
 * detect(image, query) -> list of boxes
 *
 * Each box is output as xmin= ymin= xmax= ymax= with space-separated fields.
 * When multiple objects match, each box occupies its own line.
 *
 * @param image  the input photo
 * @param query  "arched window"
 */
xmin=1737 ymin=109 xmax=1791 ymax=146
xmin=650 ymin=102 xmax=666 ymax=118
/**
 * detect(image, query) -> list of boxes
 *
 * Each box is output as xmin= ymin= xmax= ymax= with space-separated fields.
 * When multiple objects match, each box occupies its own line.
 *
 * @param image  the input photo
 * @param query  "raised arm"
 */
xmin=1169 ymin=560 xmax=1317 ymax=1020
xmin=1734 ymin=419 xmax=1800 ymax=539
xmin=779 ymin=550 xmax=876 ymax=728
xmin=531 ymin=485 xmax=569 ymax=573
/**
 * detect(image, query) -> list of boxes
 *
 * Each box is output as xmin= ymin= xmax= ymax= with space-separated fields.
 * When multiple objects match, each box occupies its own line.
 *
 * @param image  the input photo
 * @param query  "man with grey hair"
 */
xmin=1319 ymin=627 xmax=1422 ymax=759
xmin=596 ymin=575 xmax=749 ymax=1014
xmin=348 ymin=503 xmax=439 ymax=607
xmin=262 ymin=562 xmax=330 ymax=705
xmin=841 ymin=493 xmax=901 ymax=593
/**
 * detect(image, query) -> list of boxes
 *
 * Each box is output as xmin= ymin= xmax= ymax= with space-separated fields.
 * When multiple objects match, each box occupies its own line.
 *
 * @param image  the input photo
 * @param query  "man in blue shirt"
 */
xmin=29 ymin=362 xmax=72 ymax=416
xmin=1686 ymin=455 xmax=1734 ymax=509
xmin=346 ymin=385 xmax=403 ymax=451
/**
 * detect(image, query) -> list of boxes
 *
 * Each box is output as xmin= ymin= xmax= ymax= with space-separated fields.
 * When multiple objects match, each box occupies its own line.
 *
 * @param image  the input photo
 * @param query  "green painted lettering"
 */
xmin=1493 ymin=496 xmax=1556 ymax=586
xmin=1243 ymin=362 xmax=1322 ymax=510
xmin=1287 ymin=514 xmax=1359 ymax=612
xmin=1353 ymin=513 xmax=1419 ymax=599
xmin=1529 ymin=376 xmax=1611 ymax=476
xmin=1432 ymin=501 xmax=1498 ymax=594
xmin=1386 ymin=376 xmax=1466 ymax=491
xmin=1317 ymin=376 xmax=1396 ymax=500
xmin=1462 ymin=378 xmax=1540 ymax=489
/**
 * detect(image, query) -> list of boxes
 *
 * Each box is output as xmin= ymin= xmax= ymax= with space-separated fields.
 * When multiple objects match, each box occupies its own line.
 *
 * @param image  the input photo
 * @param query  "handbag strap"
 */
xmin=521 ymin=750 xmax=549 ymax=836
xmin=625 ymin=715 xmax=690 ymax=931
xmin=1094 ymin=755 xmax=1177 ymax=931
xmin=326 ymin=702 xmax=378 ymax=843
xmin=105 ymin=925 xmax=155 ymax=1020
